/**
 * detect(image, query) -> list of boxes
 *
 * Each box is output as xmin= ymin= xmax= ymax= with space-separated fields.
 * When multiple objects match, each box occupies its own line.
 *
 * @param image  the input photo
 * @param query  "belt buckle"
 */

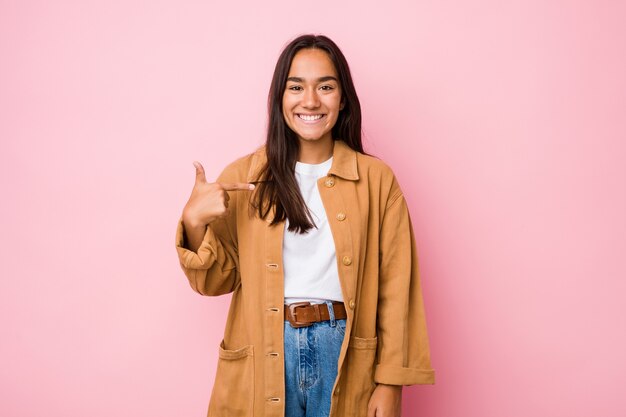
xmin=287 ymin=301 xmax=312 ymax=328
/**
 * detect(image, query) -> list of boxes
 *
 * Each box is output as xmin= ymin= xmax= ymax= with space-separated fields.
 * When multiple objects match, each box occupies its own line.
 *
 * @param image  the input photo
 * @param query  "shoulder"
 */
xmin=355 ymin=151 xmax=403 ymax=203
xmin=356 ymin=152 xmax=396 ymax=179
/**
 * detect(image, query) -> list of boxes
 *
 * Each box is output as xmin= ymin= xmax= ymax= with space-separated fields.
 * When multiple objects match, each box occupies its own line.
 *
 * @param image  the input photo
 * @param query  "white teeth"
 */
xmin=298 ymin=114 xmax=323 ymax=121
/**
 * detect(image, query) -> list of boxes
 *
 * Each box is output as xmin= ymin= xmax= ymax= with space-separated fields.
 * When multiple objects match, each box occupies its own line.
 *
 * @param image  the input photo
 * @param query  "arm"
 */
xmin=368 ymin=180 xmax=434 ymax=416
xmin=181 ymin=215 xmax=210 ymax=253
xmin=174 ymin=212 xmax=240 ymax=296
xmin=374 ymin=184 xmax=436 ymax=386
xmin=174 ymin=163 xmax=249 ymax=296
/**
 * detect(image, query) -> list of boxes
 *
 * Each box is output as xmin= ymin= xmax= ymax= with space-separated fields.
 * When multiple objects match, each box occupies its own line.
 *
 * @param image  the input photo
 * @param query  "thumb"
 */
xmin=193 ymin=161 xmax=207 ymax=184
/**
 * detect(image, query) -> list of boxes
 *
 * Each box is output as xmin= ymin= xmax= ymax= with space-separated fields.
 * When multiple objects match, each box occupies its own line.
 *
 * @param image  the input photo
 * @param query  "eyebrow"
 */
xmin=286 ymin=76 xmax=338 ymax=83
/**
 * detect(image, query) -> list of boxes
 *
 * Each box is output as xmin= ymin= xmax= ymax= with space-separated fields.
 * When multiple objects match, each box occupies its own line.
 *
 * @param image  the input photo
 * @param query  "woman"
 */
xmin=175 ymin=34 xmax=435 ymax=417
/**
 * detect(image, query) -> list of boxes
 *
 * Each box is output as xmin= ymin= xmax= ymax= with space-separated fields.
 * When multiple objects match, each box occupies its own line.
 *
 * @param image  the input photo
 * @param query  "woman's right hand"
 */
xmin=182 ymin=161 xmax=255 ymax=229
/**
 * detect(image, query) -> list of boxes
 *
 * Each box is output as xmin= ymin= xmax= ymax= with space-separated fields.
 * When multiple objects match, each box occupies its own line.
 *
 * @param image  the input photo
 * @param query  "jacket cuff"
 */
xmin=175 ymin=216 xmax=218 ymax=270
xmin=374 ymin=364 xmax=435 ymax=385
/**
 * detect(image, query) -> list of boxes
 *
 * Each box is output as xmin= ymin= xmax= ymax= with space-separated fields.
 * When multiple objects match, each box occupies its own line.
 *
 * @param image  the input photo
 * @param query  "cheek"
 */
xmin=282 ymin=110 xmax=291 ymax=126
xmin=282 ymin=98 xmax=294 ymax=117
xmin=329 ymin=96 xmax=342 ymax=112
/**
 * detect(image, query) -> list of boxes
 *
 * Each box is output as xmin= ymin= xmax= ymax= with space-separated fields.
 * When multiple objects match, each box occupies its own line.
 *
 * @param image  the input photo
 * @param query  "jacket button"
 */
xmin=324 ymin=177 xmax=335 ymax=187
xmin=348 ymin=299 xmax=355 ymax=309
xmin=342 ymin=256 xmax=352 ymax=266
xmin=336 ymin=212 xmax=346 ymax=221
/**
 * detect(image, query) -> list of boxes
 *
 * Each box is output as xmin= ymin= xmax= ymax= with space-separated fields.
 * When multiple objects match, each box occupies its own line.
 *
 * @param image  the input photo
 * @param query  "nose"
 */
xmin=302 ymin=87 xmax=320 ymax=108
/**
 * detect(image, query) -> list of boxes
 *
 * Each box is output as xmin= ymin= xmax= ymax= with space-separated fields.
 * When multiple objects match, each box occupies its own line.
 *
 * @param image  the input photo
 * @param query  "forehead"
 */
xmin=287 ymin=48 xmax=338 ymax=78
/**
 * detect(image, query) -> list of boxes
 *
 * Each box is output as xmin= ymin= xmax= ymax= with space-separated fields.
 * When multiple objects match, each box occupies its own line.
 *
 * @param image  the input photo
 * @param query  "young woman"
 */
xmin=175 ymin=34 xmax=435 ymax=417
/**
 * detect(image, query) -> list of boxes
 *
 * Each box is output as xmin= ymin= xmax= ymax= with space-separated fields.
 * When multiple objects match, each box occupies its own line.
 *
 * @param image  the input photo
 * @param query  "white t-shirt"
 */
xmin=283 ymin=156 xmax=344 ymax=305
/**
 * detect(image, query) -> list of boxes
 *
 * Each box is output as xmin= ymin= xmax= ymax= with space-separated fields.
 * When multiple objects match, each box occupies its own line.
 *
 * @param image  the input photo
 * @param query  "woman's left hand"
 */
xmin=367 ymin=383 xmax=403 ymax=417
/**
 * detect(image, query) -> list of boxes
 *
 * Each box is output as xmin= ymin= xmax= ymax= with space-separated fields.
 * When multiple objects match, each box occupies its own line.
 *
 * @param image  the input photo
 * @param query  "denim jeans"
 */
xmin=284 ymin=300 xmax=347 ymax=417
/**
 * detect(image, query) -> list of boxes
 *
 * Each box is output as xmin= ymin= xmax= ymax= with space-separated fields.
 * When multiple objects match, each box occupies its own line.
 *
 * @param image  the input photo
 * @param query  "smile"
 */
xmin=297 ymin=114 xmax=325 ymax=123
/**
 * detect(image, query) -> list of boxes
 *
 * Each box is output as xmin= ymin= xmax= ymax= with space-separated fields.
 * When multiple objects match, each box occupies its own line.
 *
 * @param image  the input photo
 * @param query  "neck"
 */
xmin=297 ymin=136 xmax=334 ymax=164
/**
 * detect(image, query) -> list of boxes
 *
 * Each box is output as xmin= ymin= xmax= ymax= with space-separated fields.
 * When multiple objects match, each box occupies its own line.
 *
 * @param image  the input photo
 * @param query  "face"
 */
xmin=282 ymin=48 xmax=345 ymax=146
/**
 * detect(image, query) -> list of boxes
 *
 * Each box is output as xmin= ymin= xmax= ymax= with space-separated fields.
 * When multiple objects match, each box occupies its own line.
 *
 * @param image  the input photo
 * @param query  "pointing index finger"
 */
xmin=220 ymin=182 xmax=256 ymax=191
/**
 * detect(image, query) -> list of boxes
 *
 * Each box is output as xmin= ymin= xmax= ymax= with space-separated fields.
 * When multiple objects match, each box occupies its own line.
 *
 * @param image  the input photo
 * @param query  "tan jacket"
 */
xmin=175 ymin=140 xmax=435 ymax=417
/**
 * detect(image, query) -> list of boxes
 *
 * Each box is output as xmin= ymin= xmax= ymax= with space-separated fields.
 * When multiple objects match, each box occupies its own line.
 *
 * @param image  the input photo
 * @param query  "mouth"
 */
xmin=297 ymin=113 xmax=326 ymax=124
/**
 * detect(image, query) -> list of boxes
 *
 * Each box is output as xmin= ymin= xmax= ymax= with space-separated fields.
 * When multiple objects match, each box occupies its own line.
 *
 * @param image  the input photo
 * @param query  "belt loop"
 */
xmin=325 ymin=300 xmax=336 ymax=327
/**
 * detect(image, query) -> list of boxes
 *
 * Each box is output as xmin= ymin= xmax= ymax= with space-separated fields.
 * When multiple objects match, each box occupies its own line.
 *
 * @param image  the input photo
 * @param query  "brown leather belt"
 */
xmin=284 ymin=301 xmax=347 ymax=328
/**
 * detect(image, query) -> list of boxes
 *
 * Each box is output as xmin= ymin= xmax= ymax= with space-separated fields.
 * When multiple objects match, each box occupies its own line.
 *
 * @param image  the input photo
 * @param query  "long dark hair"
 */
xmin=252 ymin=34 xmax=364 ymax=233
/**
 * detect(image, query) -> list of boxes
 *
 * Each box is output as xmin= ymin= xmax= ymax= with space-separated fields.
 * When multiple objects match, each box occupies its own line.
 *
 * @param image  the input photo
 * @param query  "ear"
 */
xmin=340 ymin=100 xmax=345 ymax=110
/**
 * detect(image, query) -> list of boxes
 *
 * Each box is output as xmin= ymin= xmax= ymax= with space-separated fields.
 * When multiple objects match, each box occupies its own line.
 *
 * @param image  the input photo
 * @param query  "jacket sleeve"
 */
xmin=374 ymin=182 xmax=436 ymax=385
xmin=174 ymin=168 xmax=241 ymax=296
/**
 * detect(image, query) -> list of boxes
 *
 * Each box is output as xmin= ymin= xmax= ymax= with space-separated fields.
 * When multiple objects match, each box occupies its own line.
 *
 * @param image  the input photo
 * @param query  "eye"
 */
xmin=320 ymin=85 xmax=334 ymax=91
xmin=288 ymin=85 xmax=303 ymax=91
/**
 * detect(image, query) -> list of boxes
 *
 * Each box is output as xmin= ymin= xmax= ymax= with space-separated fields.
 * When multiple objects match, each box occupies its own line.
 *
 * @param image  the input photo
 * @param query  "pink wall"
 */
xmin=1 ymin=1 xmax=625 ymax=416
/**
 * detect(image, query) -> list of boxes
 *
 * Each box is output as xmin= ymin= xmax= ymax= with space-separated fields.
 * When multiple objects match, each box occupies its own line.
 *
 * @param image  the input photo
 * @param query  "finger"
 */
xmin=220 ymin=182 xmax=256 ymax=191
xmin=193 ymin=161 xmax=207 ymax=184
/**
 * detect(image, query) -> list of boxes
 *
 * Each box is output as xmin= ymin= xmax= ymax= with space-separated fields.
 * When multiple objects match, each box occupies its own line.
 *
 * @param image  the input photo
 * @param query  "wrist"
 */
xmin=182 ymin=211 xmax=208 ymax=230
xmin=377 ymin=383 xmax=403 ymax=391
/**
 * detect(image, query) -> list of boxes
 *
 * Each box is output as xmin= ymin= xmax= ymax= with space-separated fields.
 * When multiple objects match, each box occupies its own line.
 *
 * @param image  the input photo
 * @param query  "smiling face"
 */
xmin=282 ymin=48 xmax=344 ymax=147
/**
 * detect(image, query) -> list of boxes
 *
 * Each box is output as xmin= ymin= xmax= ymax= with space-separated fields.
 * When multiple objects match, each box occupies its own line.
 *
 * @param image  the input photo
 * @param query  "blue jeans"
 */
xmin=284 ymin=300 xmax=347 ymax=417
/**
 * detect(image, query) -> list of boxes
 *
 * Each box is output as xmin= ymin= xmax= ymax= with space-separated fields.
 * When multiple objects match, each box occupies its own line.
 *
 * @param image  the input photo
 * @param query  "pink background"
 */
xmin=1 ymin=1 xmax=625 ymax=416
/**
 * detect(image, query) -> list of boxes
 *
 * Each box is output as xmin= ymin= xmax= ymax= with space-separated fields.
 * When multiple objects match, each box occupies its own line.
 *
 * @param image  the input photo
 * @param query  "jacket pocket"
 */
xmin=343 ymin=336 xmax=378 ymax=416
xmin=208 ymin=340 xmax=254 ymax=417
